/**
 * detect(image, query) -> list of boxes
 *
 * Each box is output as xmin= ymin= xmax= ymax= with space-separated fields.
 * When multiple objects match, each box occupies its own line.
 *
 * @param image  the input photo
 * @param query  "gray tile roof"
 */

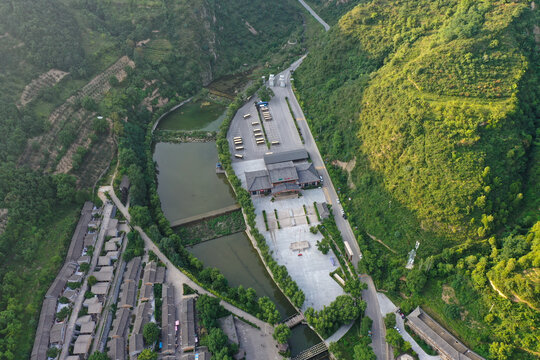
xmin=124 ymin=257 xmax=141 ymax=283
xmin=73 ymin=334 xmax=92 ymax=355
xmin=271 ymin=183 xmax=300 ymax=194
xmin=79 ymin=320 xmax=95 ymax=334
xmin=181 ymin=297 xmax=196 ymax=351
xmin=267 ymin=161 xmax=298 ymax=183
xmin=107 ymin=336 xmax=125 ymax=360
xmin=264 ymin=148 xmax=308 ymax=164
xmin=110 ymin=308 xmax=130 ymax=339
xmin=118 ymin=281 xmax=137 ymax=308
xmin=162 ymin=285 xmax=177 ymax=354
xmin=407 ymin=307 xmax=485 ymax=360
xmin=296 ymin=162 xmax=319 ymax=184
xmin=50 ymin=321 xmax=66 ymax=344
xmin=132 ymin=302 xmax=152 ymax=335
xmin=129 ymin=333 xmax=144 ymax=356
xmin=245 ymin=170 xmax=271 ymax=191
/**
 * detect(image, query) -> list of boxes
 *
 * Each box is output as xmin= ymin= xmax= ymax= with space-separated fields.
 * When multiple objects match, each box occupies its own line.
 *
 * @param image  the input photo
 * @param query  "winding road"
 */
xmin=298 ymin=0 xmax=331 ymax=31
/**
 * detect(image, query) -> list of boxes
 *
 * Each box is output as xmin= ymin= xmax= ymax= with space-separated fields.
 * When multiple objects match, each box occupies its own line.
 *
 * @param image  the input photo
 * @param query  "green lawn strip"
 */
xmin=262 ymin=210 xmax=269 ymax=231
xmin=313 ymin=202 xmax=321 ymax=221
xmin=285 ymin=96 xmax=304 ymax=143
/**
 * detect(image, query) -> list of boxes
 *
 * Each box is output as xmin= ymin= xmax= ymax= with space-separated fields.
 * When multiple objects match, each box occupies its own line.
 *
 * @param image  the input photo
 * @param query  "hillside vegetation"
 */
xmin=295 ymin=0 xmax=539 ymax=358
xmin=0 ymin=0 xmax=306 ymax=358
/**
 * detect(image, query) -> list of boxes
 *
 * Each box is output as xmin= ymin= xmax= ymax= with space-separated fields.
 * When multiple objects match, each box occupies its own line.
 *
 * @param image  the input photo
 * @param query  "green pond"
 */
xmin=156 ymin=100 xmax=226 ymax=130
xmin=153 ymin=142 xmax=235 ymax=223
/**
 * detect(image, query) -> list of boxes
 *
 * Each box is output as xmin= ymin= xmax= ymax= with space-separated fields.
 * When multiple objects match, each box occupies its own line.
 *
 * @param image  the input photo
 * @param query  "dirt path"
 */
xmin=366 ymin=232 xmax=397 ymax=254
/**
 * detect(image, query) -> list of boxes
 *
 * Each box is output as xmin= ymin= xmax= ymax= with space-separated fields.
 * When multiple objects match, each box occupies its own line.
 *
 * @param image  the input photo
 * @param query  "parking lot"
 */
xmin=252 ymin=189 xmax=344 ymax=311
xmin=227 ymin=95 xmax=303 ymax=162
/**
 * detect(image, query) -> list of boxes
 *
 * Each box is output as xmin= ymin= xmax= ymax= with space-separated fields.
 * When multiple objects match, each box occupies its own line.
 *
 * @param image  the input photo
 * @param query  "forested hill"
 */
xmin=295 ymin=0 xmax=539 ymax=357
xmin=296 ymin=0 xmax=539 ymax=246
xmin=0 ymin=0 xmax=303 ymax=358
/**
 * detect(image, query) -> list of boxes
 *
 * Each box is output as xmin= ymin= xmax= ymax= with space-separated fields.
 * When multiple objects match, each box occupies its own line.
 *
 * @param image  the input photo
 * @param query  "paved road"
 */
xmin=60 ymin=203 xmax=113 ymax=360
xmin=298 ymin=0 xmax=330 ymax=31
xmin=276 ymin=58 xmax=388 ymax=360
xmin=99 ymin=186 xmax=276 ymax=335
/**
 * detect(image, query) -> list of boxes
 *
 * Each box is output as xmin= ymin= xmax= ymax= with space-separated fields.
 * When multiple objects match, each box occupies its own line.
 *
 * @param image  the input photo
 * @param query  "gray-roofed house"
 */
xmin=79 ymin=320 xmax=95 ymax=334
xmin=49 ymin=321 xmax=66 ymax=345
xmin=180 ymin=297 xmax=196 ymax=352
xmin=83 ymin=233 xmax=96 ymax=247
xmin=182 ymin=348 xmax=211 ymax=360
xmin=98 ymin=256 xmax=112 ymax=267
xmin=264 ymin=148 xmax=308 ymax=165
xmin=108 ymin=336 xmax=125 ymax=360
xmin=88 ymin=301 xmax=103 ymax=315
xmin=62 ymin=288 xmax=78 ymax=303
xmin=73 ymin=334 xmax=92 ymax=355
xmin=66 ymin=356 xmax=81 ymax=360
xmin=107 ymin=251 xmax=119 ymax=261
xmin=118 ymin=281 xmax=137 ymax=308
xmin=111 ymin=308 xmax=131 ymax=339
xmin=77 ymin=255 xmax=90 ymax=265
xmin=68 ymin=273 xmax=83 ymax=283
xmin=245 ymin=170 xmax=272 ymax=195
xmin=30 ymin=297 xmax=56 ymax=360
xmin=107 ymin=218 xmax=119 ymax=237
xmin=407 ymin=307 xmax=485 ymax=360
xmin=129 ymin=333 xmax=144 ymax=357
xmin=91 ymin=282 xmax=110 ymax=295
xmin=93 ymin=266 xmax=113 ymax=282
xmin=315 ymin=202 xmax=330 ymax=220
xmin=161 ymin=285 xmax=176 ymax=355
xmin=132 ymin=301 xmax=152 ymax=335
xmin=140 ymin=283 xmax=153 ymax=302
xmin=104 ymin=241 xmax=118 ymax=252
xmin=76 ymin=315 xmax=92 ymax=325
xmin=267 ymin=161 xmax=299 ymax=184
xmin=296 ymin=162 xmax=320 ymax=187
xmin=123 ymin=257 xmax=141 ymax=283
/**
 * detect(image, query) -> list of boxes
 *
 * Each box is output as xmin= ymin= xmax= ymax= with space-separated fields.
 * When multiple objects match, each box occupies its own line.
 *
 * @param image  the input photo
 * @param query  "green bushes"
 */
xmin=262 ymin=210 xmax=269 ymax=231
xmin=304 ymin=295 xmax=365 ymax=338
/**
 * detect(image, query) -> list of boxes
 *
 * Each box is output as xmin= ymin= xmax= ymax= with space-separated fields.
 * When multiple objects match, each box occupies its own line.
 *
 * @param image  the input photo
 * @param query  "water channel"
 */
xmin=153 ymin=100 xmax=321 ymax=357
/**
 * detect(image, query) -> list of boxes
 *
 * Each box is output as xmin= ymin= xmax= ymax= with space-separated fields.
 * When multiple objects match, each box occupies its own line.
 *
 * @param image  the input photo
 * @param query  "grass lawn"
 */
xmin=330 ymin=318 xmax=367 ymax=360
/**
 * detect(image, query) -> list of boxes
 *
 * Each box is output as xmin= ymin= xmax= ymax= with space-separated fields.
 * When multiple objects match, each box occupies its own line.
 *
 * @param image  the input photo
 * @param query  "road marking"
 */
xmin=323 ymin=187 xmax=331 ymax=204
xmin=315 ymin=166 xmax=325 ymax=170
xmin=296 ymin=117 xmax=304 ymax=121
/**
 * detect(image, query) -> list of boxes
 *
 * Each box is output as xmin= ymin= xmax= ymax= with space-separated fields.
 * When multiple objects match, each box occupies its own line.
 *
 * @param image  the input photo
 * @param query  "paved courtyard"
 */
xmin=252 ymin=189 xmax=344 ymax=311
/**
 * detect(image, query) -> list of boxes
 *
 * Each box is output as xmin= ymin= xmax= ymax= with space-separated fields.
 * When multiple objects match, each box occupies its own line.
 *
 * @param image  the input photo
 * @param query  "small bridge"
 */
xmin=283 ymin=313 xmax=305 ymax=328
xmin=170 ymin=204 xmax=241 ymax=228
xmin=292 ymin=342 xmax=328 ymax=360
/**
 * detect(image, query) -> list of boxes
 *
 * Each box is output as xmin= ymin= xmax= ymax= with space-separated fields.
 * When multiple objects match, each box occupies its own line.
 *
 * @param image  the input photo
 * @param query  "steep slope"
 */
xmin=295 ymin=0 xmax=539 ymax=248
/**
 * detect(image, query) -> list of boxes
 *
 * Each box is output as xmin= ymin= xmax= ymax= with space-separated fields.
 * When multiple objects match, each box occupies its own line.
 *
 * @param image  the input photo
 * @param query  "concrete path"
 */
xmin=377 ymin=293 xmax=441 ymax=360
xmin=99 ymin=186 xmax=275 ymax=335
xmin=325 ymin=322 xmax=354 ymax=345
xmin=60 ymin=203 xmax=113 ymax=360
xmin=170 ymin=204 xmax=241 ymax=228
xmin=298 ymin=0 xmax=330 ymax=31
